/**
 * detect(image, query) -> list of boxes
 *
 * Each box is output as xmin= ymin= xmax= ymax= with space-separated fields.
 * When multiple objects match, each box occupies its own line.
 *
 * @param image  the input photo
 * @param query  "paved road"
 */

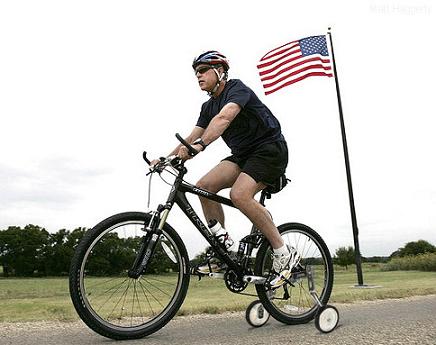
xmin=1 ymin=295 xmax=435 ymax=345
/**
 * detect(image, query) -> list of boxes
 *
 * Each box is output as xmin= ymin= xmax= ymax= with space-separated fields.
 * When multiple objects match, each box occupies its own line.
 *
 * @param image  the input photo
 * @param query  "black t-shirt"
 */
xmin=196 ymin=79 xmax=285 ymax=156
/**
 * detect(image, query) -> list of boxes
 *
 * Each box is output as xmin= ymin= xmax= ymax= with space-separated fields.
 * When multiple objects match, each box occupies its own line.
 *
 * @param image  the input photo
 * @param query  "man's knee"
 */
xmin=196 ymin=178 xmax=220 ymax=193
xmin=230 ymin=188 xmax=250 ymax=208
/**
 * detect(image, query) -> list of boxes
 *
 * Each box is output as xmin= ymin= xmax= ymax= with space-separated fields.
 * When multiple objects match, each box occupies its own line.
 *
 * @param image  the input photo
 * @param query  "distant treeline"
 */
xmin=0 ymin=225 xmax=85 ymax=277
xmin=0 ymin=225 xmax=175 ymax=277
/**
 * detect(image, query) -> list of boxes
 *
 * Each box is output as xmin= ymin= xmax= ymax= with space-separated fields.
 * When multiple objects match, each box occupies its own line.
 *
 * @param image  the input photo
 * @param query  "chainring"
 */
xmin=224 ymin=269 xmax=248 ymax=293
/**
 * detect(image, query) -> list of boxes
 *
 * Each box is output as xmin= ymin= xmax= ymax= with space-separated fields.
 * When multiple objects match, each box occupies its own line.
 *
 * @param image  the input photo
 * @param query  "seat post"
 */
xmin=259 ymin=190 xmax=271 ymax=206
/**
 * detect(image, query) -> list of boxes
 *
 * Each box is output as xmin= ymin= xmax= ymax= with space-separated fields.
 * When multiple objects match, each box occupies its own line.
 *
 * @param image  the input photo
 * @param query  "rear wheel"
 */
xmin=69 ymin=212 xmax=190 ymax=340
xmin=255 ymin=223 xmax=333 ymax=325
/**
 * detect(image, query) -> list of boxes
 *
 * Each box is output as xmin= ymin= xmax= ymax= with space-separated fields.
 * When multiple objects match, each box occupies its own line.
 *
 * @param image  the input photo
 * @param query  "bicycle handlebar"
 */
xmin=142 ymin=151 xmax=151 ymax=165
xmin=142 ymin=132 xmax=197 ymax=172
xmin=175 ymin=133 xmax=199 ymax=157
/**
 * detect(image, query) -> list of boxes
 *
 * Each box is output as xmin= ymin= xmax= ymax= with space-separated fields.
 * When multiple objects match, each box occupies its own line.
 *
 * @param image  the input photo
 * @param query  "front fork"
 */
xmin=127 ymin=207 xmax=170 ymax=279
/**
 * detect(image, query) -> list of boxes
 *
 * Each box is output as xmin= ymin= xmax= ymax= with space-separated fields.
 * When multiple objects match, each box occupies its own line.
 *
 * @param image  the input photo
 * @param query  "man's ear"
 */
xmin=219 ymin=67 xmax=227 ymax=80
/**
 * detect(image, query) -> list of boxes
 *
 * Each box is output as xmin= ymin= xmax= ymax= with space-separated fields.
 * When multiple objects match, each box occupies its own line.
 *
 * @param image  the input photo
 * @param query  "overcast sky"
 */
xmin=1 ymin=0 xmax=435 ymax=258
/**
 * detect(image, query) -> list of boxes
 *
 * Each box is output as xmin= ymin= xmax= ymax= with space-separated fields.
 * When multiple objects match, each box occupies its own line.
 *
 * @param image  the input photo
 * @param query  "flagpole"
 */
xmin=327 ymin=27 xmax=365 ymax=286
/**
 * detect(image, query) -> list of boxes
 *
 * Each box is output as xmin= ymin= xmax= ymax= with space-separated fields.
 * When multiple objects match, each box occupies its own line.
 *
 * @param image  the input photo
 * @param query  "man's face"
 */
xmin=194 ymin=64 xmax=219 ymax=92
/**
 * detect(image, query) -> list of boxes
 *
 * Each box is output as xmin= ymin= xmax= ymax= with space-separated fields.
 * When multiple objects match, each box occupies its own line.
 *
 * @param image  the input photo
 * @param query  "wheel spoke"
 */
xmin=140 ymin=277 xmax=174 ymax=298
xmin=107 ymin=278 xmax=132 ymax=322
xmin=88 ymin=277 xmax=129 ymax=306
xmin=138 ymin=278 xmax=156 ymax=317
xmin=138 ymin=279 xmax=166 ymax=309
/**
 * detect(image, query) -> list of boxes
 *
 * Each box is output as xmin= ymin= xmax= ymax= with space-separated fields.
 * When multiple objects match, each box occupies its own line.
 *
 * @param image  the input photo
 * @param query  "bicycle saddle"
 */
xmin=265 ymin=174 xmax=290 ymax=194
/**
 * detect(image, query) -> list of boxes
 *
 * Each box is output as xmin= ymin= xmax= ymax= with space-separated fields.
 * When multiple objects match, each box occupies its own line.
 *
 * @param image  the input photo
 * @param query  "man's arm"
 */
xmin=200 ymin=102 xmax=241 ymax=146
xmin=168 ymin=126 xmax=205 ymax=156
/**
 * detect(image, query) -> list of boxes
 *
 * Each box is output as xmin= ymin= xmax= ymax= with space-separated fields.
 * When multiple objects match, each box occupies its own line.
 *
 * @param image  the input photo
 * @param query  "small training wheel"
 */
xmin=315 ymin=305 xmax=339 ymax=333
xmin=246 ymin=300 xmax=270 ymax=327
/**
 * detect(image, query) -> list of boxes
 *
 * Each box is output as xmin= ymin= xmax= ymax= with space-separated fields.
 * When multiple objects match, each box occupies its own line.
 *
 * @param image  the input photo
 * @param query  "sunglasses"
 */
xmin=195 ymin=65 xmax=214 ymax=75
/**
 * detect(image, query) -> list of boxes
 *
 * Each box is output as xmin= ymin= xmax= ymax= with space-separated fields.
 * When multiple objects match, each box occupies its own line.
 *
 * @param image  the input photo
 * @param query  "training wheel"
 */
xmin=315 ymin=305 xmax=339 ymax=333
xmin=246 ymin=300 xmax=270 ymax=327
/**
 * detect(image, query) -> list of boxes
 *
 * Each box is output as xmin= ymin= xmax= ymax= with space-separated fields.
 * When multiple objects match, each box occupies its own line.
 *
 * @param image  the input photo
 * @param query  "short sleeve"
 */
xmin=196 ymin=102 xmax=210 ymax=128
xmin=226 ymin=81 xmax=251 ymax=109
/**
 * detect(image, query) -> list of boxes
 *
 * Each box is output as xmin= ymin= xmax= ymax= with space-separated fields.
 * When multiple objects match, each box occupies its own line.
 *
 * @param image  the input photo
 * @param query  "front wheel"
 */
xmin=255 ymin=223 xmax=333 ymax=325
xmin=69 ymin=212 xmax=190 ymax=340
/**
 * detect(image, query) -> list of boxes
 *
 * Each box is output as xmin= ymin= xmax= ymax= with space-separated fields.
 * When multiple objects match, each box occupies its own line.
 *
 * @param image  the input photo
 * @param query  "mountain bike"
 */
xmin=69 ymin=134 xmax=338 ymax=340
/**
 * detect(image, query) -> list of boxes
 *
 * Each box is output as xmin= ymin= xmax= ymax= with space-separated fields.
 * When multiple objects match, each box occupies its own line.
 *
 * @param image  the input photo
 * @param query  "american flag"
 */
xmin=257 ymin=35 xmax=333 ymax=95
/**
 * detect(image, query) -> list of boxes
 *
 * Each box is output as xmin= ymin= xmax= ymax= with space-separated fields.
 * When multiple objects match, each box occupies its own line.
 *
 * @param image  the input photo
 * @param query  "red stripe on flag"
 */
xmin=262 ymin=64 xmax=332 ymax=89
xmin=259 ymin=42 xmax=300 ymax=62
xmin=260 ymin=40 xmax=299 ymax=61
xmin=264 ymin=72 xmax=333 ymax=95
xmin=258 ymin=52 xmax=303 ymax=76
xmin=261 ymin=56 xmax=331 ymax=82
xmin=257 ymin=47 xmax=301 ymax=69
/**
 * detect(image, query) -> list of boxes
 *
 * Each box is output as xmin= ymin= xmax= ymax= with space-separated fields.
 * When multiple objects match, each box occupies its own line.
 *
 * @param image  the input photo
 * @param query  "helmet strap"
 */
xmin=208 ymin=68 xmax=226 ymax=97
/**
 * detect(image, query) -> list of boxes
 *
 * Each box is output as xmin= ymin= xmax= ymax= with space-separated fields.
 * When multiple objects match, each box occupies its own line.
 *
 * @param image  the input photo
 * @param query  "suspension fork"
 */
xmin=127 ymin=169 xmax=183 ymax=279
xmin=127 ymin=207 xmax=170 ymax=279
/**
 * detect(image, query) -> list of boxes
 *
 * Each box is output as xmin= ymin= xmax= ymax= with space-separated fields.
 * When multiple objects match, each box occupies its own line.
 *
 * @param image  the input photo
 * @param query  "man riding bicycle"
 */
xmin=152 ymin=51 xmax=299 ymax=288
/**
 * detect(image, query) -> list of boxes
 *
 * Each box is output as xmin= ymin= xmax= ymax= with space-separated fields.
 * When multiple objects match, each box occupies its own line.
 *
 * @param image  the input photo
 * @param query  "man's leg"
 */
xmin=229 ymin=173 xmax=284 ymax=249
xmin=196 ymin=160 xmax=241 ymax=227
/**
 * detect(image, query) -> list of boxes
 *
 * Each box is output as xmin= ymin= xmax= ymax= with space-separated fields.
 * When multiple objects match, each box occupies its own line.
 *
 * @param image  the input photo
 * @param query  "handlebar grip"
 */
xmin=143 ymin=151 xmax=151 ymax=165
xmin=175 ymin=133 xmax=198 ymax=156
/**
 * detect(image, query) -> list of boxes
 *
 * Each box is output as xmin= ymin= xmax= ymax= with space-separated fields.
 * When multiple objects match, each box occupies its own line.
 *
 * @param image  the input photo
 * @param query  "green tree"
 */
xmin=334 ymin=246 xmax=355 ymax=270
xmin=0 ymin=225 xmax=49 ymax=276
xmin=391 ymin=240 xmax=436 ymax=258
xmin=44 ymin=228 xmax=86 ymax=276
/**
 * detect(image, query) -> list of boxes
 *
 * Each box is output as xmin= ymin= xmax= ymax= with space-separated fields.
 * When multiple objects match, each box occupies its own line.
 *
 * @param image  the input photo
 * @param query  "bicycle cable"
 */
xmin=147 ymin=160 xmax=195 ymax=209
xmin=147 ymin=170 xmax=153 ymax=209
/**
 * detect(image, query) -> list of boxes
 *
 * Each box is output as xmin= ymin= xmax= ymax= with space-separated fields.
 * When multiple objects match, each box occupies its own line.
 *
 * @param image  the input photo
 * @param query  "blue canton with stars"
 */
xmin=299 ymin=35 xmax=329 ymax=56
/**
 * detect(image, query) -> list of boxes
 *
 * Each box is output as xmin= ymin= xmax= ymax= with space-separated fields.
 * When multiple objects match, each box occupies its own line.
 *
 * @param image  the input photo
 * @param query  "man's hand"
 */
xmin=149 ymin=159 xmax=160 ymax=167
xmin=177 ymin=144 xmax=202 ymax=160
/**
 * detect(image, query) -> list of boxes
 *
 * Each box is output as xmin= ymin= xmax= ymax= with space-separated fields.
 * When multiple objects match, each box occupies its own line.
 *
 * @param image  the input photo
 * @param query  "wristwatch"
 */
xmin=192 ymin=138 xmax=208 ymax=151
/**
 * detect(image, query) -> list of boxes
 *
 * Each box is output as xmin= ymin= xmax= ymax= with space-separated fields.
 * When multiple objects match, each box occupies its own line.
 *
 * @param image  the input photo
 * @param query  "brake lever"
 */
xmin=146 ymin=157 xmax=165 ymax=176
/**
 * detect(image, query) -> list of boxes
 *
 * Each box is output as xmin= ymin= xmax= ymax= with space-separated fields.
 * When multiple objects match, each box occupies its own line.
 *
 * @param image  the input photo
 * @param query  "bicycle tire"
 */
xmin=69 ymin=212 xmax=190 ymax=340
xmin=254 ymin=222 xmax=333 ymax=325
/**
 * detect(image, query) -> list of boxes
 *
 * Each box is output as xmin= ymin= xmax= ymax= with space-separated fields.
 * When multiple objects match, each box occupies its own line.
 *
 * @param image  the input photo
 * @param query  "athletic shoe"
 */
xmin=196 ymin=261 xmax=227 ymax=274
xmin=196 ymin=250 xmax=238 ymax=275
xmin=270 ymin=247 xmax=301 ymax=288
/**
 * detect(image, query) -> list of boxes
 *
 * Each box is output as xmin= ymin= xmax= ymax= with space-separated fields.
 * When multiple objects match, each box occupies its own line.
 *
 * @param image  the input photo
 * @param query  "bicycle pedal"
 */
xmin=242 ymin=275 xmax=267 ymax=285
xmin=208 ymin=272 xmax=225 ymax=279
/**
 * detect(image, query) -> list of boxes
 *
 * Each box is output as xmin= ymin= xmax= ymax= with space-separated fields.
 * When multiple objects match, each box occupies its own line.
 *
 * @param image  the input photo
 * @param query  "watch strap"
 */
xmin=193 ymin=138 xmax=208 ymax=151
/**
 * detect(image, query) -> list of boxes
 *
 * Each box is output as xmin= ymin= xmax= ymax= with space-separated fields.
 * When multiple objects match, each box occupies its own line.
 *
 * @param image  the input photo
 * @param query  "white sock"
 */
xmin=274 ymin=245 xmax=289 ymax=256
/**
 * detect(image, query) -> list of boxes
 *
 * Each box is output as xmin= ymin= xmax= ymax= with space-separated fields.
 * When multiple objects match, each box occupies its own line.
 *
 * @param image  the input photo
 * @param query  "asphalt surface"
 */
xmin=1 ymin=295 xmax=435 ymax=345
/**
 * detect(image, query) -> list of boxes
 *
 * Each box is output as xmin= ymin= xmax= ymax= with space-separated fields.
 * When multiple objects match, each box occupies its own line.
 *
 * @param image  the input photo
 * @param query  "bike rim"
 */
xmin=79 ymin=221 xmax=184 ymax=331
xmin=260 ymin=228 xmax=331 ymax=320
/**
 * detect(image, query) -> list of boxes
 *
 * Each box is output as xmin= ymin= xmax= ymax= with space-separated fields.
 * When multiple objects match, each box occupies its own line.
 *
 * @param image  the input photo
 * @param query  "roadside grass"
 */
xmin=331 ymin=266 xmax=436 ymax=303
xmin=1 ymin=266 xmax=435 ymax=322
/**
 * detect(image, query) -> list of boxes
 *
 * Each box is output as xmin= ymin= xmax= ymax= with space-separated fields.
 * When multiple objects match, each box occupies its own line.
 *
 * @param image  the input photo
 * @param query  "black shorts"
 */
xmin=223 ymin=141 xmax=288 ymax=186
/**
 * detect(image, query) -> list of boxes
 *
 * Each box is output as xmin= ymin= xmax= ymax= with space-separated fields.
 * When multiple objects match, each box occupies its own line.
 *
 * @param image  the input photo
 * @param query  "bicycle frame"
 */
xmin=155 ymin=166 xmax=268 ymax=277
